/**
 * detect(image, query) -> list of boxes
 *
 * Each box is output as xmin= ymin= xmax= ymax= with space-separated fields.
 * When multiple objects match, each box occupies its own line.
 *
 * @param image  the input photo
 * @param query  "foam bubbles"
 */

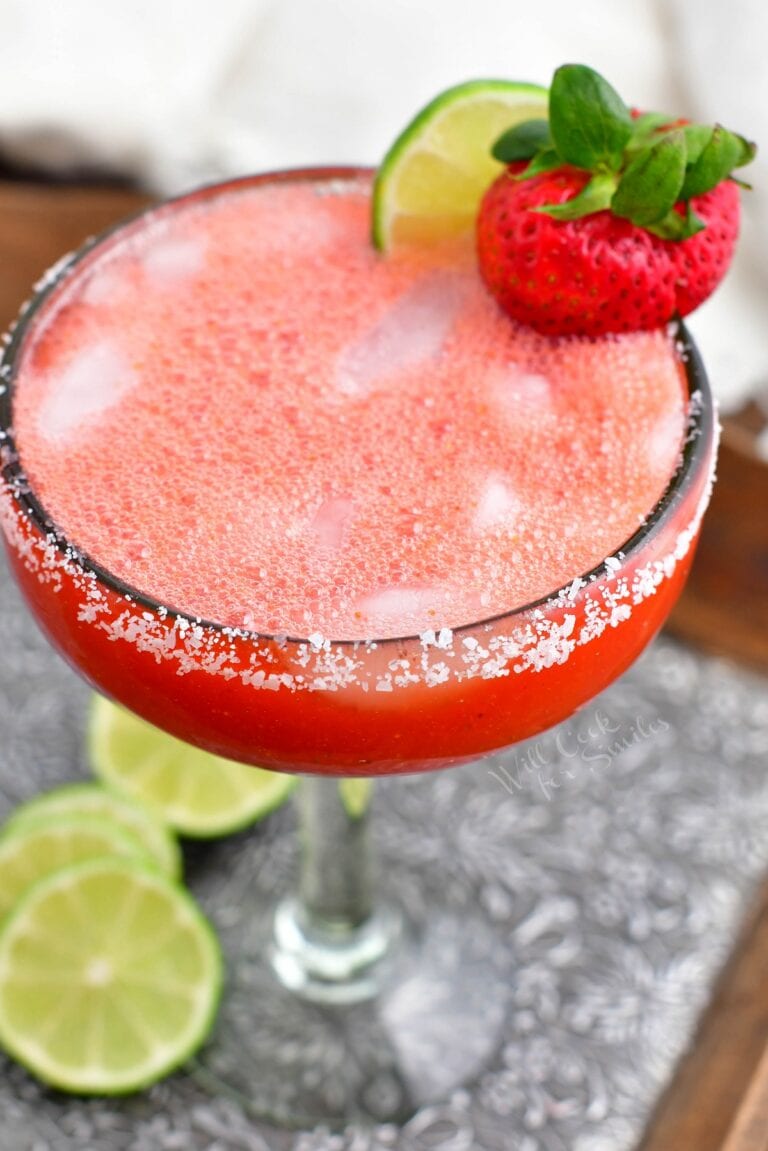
xmin=36 ymin=342 xmax=138 ymax=442
xmin=13 ymin=177 xmax=688 ymax=640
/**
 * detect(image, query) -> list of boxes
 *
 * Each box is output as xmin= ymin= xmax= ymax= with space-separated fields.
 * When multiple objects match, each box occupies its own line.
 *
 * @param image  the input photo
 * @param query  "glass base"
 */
xmin=190 ymin=898 xmax=508 ymax=1128
xmin=271 ymin=896 xmax=401 ymax=1005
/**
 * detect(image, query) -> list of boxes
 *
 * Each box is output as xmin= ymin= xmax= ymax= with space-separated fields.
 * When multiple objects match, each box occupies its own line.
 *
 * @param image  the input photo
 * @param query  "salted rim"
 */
xmin=0 ymin=166 xmax=715 ymax=650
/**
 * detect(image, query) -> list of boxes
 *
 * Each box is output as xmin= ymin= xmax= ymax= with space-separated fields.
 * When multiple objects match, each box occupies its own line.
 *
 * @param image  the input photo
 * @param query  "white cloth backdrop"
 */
xmin=0 ymin=0 xmax=765 ymax=408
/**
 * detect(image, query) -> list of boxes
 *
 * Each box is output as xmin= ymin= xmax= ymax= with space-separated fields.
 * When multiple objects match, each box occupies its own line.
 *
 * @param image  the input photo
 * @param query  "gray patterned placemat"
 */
xmin=1 ymin=543 xmax=767 ymax=1151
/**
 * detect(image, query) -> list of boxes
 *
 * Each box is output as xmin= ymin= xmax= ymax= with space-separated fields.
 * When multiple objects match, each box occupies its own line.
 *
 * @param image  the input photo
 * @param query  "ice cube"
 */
xmin=142 ymin=237 xmax=205 ymax=286
xmin=309 ymin=496 xmax=355 ymax=551
xmin=489 ymin=368 xmax=552 ymax=418
xmin=354 ymin=585 xmax=447 ymax=634
xmin=474 ymin=476 xmax=522 ymax=530
xmin=80 ymin=265 xmax=130 ymax=307
xmin=37 ymin=342 xmax=138 ymax=442
xmin=647 ymin=405 xmax=684 ymax=471
xmin=335 ymin=273 xmax=466 ymax=396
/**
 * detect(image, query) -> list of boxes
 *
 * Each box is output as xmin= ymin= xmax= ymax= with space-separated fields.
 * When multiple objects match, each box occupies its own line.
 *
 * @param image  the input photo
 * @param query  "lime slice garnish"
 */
xmin=0 ymin=814 xmax=149 ymax=920
xmin=88 ymin=695 xmax=296 ymax=839
xmin=372 ymin=78 xmax=548 ymax=250
xmin=0 ymin=857 xmax=221 ymax=1093
xmin=4 ymin=783 xmax=182 ymax=881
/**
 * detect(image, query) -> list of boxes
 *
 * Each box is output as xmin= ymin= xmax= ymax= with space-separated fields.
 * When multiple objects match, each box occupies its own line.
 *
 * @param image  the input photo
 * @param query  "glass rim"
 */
xmin=0 ymin=165 xmax=715 ymax=650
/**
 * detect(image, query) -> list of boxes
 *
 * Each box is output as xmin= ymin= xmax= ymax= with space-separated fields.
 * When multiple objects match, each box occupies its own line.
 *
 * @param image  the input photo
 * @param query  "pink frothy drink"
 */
xmin=1 ymin=171 xmax=714 ymax=773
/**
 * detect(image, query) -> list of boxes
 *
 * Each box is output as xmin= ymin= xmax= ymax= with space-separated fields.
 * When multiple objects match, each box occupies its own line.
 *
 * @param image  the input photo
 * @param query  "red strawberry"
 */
xmin=475 ymin=64 xmax=755 ymax=338
xmin=670 ymin=181 xmax=741 ymax=316
xmin=476 ymin=163 xmax=740 ymax=337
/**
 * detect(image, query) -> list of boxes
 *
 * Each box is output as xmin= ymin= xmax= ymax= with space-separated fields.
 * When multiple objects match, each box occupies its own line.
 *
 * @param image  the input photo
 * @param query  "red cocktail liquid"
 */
xmin=0 ymin=170 xmax=716 ymax=774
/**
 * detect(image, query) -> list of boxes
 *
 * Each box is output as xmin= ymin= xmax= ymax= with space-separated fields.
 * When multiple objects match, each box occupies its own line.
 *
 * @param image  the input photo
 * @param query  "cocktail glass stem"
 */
xmin=271 ymin=777 xmax=400 ymax=1004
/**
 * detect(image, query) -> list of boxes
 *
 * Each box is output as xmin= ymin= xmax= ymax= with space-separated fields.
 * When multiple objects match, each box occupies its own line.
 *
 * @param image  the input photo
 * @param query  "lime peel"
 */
xmin=338 ymin=778 xmax=374 ymax=819
xmin=88 ymin=694 xmax=296 ymax=838
xmin=0 ymin=814 xmax=151 ymax=919
xmin=4 ymin=782 xmax=182 ymax=881
xmin=0 ymin=857 xmax=222 ymax=1095
xmin=372 ymin=78 xmax=548 ymax=251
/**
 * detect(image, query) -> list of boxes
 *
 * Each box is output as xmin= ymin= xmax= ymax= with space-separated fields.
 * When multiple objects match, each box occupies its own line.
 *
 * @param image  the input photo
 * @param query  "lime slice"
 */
xmin=338 ymin=778 xmax=374 ymax=820
xmin=4 ymin=783 xmax=182 ymax=881
xmin=372 ymin=78 xmax=548 ymax=250
xmin=0 ymin=857 xmax=221 ymax=1093
xmin=88 ymin=695 xmax=296 ymax=839
xmin=0 ymin=814 xmax=149 ymax=919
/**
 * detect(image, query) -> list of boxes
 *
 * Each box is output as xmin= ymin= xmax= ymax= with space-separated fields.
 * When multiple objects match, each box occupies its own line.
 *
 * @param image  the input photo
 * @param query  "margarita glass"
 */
xmin=0 ymin=168 xmax=716 ymax=1124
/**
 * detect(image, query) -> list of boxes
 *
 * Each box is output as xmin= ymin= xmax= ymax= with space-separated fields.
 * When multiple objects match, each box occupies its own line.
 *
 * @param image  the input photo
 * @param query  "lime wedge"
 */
xmin=0 ymin=815 xmax=149 ymax=919
xmin=372 ymin=78 xmax=548 ymax=250
xmin=0 ymin=857 xmax=221 ymax=1093
xmin=88 ymin=695 xmax=296 ymax=839
xmin=4 ymin=783 xmax=182 ymax=881
xmin=338 ymin=778 xmax=374 ymax=819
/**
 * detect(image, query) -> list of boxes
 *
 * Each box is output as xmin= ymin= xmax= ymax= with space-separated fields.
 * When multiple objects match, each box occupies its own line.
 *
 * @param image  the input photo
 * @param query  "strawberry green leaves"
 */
xmin=548 ymin=64 xmax=633 ymax=170
xmin=611 ymin=129 xmax=689 ymax=229
xmin=679 ymin=124 xmax=756 ymax=199
xmin=491 ymin=62 xmax=757 ymax=242
xmin=492 ymin=119 xmax=550 ymax=162
xmin=534 ymin=171 xmax=618 ymax=221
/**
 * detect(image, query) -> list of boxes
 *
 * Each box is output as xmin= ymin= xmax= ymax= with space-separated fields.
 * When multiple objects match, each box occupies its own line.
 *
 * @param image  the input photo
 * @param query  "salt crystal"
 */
xmin=33 ymin=251 xmax=76 ymax=295
xmin=335 ymin=273 xmax=465 ymax=396
xmin=610 ymin=604 xmax=632 ymax=626
xmin=36 ymin=342 xmax=138 ymax=442
xmin=566 ymin=577 xmax=586 ymax=601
